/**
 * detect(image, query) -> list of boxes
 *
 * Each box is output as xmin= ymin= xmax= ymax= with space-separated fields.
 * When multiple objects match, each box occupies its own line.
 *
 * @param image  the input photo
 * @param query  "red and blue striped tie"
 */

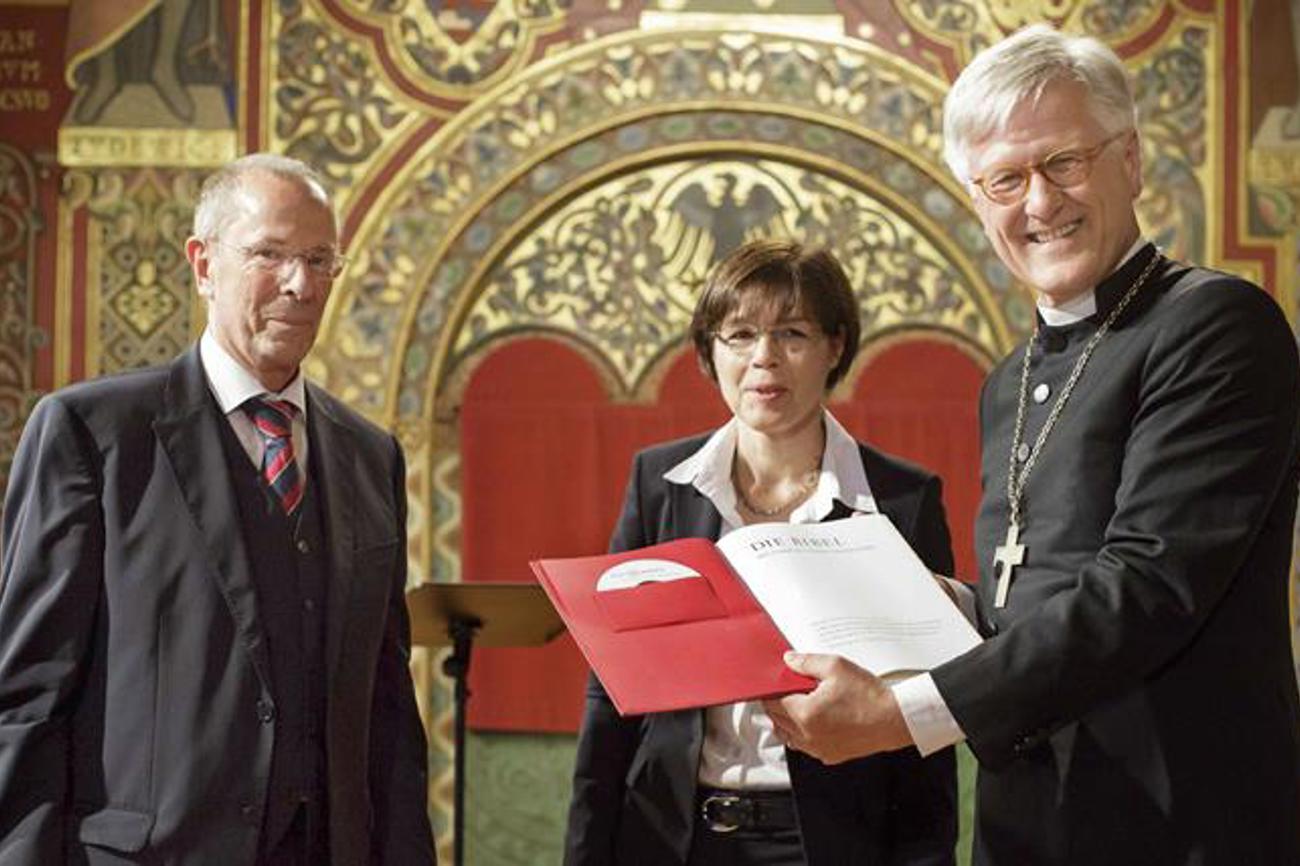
xmin=244 ymin=397 xmax=304 ymax=516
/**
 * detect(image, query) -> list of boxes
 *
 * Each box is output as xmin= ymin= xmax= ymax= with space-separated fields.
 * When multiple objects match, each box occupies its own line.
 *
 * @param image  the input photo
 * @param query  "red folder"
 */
xmin=530 ymin=537 xmax=815 ymax=715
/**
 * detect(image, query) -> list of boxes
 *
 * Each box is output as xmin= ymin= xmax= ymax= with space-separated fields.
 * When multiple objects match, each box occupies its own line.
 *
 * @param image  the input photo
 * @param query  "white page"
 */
xmin=715 ymin=514 xmax=980 ymax=676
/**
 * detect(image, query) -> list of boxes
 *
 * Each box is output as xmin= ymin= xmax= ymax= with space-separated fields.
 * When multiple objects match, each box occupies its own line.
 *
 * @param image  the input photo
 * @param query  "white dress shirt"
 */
xmin=199 ymin=330 xmax=310 ymax=480
xmin=895 ymin=236 xmax=1153 ymax=756
xmin=662 ymin=409 xmax=877 ymax=789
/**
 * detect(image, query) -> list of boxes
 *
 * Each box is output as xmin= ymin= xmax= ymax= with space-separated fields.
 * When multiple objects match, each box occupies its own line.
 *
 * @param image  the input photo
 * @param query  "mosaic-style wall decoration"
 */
xmin=453 ymin=152 xmax=1006 ymax=390
xmin=0 ymin=146 xmax=41 ymax=493
xmin=332 ymin=0 xmax=572 ymax=92
xmin=899 ymin=0 xmax=1181 ymax=63
xmin=312 ymin=28 xmax=1012 ymax=425
xmin=271 ymin=0 xmax=438 ymax=208
xmin=62 ymin=168 xmax=204 ymax=377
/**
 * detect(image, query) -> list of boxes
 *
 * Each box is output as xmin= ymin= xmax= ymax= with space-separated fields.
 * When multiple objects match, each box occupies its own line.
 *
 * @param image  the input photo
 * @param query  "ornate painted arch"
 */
xmin=436 ymin=137 xmax=1014 ymax=394
xmin=308 ymin=28 xmax=1032 ymax=436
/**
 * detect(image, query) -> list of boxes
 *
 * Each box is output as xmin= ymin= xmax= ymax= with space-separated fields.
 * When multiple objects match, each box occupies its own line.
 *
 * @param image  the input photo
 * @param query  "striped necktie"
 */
xmin=243 ymin=397 xmax=304 ymax=516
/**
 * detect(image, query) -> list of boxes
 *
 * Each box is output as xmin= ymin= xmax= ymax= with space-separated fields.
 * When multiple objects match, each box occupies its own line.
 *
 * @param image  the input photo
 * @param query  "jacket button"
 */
xmin=257 ymin=699 xmax=276 ymax=723
xmin=240 ymin=803 xmax=258 ymax=824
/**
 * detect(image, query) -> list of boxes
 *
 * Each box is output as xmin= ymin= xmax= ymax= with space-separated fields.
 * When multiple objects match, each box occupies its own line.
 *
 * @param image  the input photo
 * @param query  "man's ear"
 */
xmin=1123 ymin=129 xmax=1143 ymax=200
xmin=186 ymin=236 xmax=213 ymax=298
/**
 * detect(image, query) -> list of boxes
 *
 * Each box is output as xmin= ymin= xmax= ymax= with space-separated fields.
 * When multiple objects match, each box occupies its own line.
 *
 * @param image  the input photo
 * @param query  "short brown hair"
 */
xmin=690 ymin=240 xmax=860 ymax=389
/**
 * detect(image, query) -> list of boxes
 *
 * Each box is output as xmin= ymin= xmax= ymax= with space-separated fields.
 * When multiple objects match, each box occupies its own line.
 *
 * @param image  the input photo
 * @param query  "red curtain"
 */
xmin=834 ymin=340 xmax=985 ymax=584
xmin=460 ymin=336 xmax=985 ymax=732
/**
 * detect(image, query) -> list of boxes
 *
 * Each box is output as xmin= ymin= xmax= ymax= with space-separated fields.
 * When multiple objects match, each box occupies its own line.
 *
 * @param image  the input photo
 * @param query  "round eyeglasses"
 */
xmin=713 ymin=324 xmax=820 ymax=355
xmin=969 ymin=130 xmax=1130 ymax=206
xmin=209 ymin=240 xmax=347 ymax=280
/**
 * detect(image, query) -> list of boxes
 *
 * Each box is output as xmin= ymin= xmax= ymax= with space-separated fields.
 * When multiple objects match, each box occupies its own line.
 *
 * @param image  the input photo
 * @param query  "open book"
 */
xmin=531 ymin=514 xmax=980 ymax=715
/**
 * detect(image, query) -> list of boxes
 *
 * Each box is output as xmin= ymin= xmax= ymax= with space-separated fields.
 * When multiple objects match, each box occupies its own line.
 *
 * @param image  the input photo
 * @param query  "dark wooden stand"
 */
xmin=406 ymin=582 xmax=564 ymax=866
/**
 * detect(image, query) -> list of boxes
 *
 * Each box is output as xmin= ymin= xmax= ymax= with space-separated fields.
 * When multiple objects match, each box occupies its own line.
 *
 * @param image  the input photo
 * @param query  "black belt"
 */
xmin=697 ymin=786 xmax=798 ymax=834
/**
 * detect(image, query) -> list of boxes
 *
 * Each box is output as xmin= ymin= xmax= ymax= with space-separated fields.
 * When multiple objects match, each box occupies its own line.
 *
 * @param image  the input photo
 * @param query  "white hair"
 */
xmin=942 ymin=24 xmax=1138 ymax=182
xmin=192 ymin=152 xmax=333 ymax=240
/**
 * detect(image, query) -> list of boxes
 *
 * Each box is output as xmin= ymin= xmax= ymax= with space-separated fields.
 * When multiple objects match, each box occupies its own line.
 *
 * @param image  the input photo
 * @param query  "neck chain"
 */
xmin=733 ymin=462 xmax=821 ymax=518
xmin=993 ymin=250 xmax=1162 ymax=608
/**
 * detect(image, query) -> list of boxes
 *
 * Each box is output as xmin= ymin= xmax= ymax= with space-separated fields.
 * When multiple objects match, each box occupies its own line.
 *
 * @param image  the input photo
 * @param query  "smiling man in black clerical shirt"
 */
xmin=766 ymin=24 xmax=1300 ymax=866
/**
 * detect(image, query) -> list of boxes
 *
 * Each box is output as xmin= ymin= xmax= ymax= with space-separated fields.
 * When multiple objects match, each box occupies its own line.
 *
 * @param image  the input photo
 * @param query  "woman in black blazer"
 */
xmin=564 ymin=241 xmax=958 ymax=866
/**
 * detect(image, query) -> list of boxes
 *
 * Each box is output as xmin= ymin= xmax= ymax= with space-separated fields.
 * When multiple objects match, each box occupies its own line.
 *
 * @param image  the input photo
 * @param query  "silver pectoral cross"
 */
xmin=992 ymin=522 xmax=1026 ymax=608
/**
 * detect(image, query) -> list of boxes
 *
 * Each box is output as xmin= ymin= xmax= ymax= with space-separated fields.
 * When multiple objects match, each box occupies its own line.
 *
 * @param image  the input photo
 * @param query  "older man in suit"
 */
xmin=0 ymin=154 xmax=436 ymax=865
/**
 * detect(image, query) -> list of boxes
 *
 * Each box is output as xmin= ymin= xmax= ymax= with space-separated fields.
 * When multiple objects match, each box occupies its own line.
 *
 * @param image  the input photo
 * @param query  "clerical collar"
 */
xmin=1035 ymin=237 xmax=1152 ymax=327
xmin=1037 ymin=291 xmax=1096 ymax=327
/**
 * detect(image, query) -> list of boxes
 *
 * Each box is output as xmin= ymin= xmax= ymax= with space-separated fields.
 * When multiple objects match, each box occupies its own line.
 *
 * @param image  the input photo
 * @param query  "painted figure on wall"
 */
xmin=1249 ymin=0 xmax=1300 ymax=138
xmin=64 ymin=0 xmax=231 ymax=127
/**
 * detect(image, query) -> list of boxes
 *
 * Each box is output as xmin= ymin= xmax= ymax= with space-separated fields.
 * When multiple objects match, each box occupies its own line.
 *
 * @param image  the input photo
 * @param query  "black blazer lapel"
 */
xmin=668 ymin=480 xmax=722 ymax=541
xmin=305 ymin=385 xmax=359 ymax=687
xmin=153 ymin=346 xmax=272 ymax=691
xmin=639 ymin=708 xmax=705 ymax=862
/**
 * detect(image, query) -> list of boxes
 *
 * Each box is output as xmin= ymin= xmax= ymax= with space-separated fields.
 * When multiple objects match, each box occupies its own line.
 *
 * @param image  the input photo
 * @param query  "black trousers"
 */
xmin=687 ymin=825 xmax=805 ymax=866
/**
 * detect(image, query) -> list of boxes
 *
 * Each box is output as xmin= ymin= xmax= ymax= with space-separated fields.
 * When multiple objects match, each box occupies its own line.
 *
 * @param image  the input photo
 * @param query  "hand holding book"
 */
xmin=531 ymin=514 xmax=980 ymax=715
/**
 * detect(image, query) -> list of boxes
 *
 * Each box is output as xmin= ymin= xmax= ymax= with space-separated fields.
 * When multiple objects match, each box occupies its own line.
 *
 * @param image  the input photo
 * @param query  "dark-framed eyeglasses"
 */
xmin=209 ymin=240 xmax=348 ymax=280
xmin=713 ymin=323 xmax=821 ymax=355
xmin=969 ymin=130 xmax=1130 ymax=206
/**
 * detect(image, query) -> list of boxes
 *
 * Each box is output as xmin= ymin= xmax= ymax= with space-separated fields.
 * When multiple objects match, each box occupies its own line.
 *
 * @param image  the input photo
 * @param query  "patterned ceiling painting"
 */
xmin=308 ymin=27 xmax=1016 ymax=427
xmin=449 ymin=150 xmax=1004 ymax=391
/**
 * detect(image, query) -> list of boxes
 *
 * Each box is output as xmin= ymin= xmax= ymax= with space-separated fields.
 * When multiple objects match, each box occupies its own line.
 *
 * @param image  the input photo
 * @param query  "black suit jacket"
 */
xmin=0 ymin=347 xmax=435 ymax=866
xmin=565 ymin=432 xmax=958 ymax=866
xmin=931 ymin=249 xmax=1300 ymax=865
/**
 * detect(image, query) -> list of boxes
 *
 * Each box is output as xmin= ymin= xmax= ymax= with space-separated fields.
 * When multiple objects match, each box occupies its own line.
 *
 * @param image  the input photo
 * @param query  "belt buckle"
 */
xmin=701 ymin=794 xmax=743 ymax=833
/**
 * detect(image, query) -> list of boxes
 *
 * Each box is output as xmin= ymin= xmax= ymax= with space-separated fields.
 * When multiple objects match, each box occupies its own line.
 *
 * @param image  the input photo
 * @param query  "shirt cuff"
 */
xmin=892 ymin=672 xmax=966 ymax=756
